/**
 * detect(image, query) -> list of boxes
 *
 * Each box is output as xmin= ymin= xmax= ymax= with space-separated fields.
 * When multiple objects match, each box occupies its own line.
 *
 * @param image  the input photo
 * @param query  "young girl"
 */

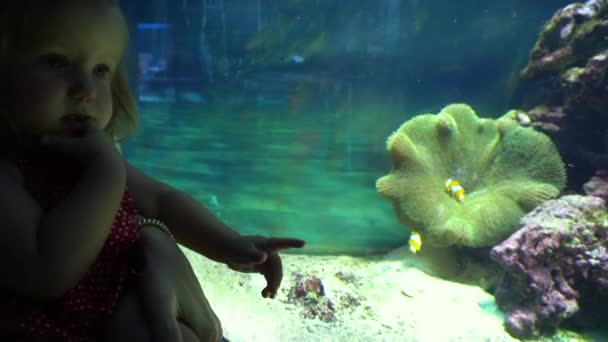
xmin=0 ymin=1 xmax=305 ymax=341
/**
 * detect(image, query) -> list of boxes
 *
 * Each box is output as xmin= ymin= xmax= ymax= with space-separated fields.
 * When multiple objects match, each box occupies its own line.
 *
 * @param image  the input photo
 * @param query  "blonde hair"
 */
xmin=0 ymin=0 xmax=138 ymax=142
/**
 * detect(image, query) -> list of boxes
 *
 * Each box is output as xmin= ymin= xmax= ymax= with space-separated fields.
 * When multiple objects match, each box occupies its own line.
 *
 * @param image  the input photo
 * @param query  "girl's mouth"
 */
xmin=62 ymin=113 xmax=92 ymax=122
xmin=61 ymin=114 xmax=94 ymax=136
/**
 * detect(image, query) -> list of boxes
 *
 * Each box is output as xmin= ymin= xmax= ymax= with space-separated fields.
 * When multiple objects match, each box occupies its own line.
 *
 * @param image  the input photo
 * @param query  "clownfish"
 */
xmin=445 ymin=178 xmax=465 ymax=202
xmin=408 ymin=230 xmax=422 ymax=254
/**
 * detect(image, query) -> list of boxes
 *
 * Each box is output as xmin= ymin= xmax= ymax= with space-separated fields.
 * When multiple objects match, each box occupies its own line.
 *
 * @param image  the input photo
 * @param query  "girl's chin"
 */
xmin=61 ymin=121 xmax=89 ymax=133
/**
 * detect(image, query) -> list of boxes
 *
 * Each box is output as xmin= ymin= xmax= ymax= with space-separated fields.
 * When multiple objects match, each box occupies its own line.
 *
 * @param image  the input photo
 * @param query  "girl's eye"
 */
xmin=94 ymin=64 xmax=111 ymax=77
xmin=40 ymin=54 xmax=69 ymax=69
xmin=39 ymin=54 xmax=111 ymax=78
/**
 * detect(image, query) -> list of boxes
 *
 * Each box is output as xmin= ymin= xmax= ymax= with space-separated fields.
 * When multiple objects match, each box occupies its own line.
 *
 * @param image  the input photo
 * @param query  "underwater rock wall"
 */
xmin=516 ymin=0 xmax=608 ymax=191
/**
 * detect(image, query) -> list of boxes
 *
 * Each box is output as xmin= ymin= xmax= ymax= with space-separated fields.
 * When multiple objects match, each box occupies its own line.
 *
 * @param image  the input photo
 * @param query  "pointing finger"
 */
xmin=263 ymin=238 xmax=305 ymax=251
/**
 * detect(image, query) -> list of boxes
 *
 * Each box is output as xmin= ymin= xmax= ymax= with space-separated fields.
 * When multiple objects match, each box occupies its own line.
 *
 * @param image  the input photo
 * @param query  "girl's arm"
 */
xmin=0 ymin=152 xmax=125 ymax=298
xmin=126 ymin=162 xmax=242 ymax=263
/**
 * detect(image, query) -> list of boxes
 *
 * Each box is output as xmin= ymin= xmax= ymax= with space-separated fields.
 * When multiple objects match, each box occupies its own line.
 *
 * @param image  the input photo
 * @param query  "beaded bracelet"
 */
xmin=137 ymin=217 xmax=176 ymax=241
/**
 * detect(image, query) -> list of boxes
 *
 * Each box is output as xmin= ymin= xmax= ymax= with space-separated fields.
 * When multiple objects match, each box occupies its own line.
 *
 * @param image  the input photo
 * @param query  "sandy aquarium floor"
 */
xmin=183 ymin=245 xmax=523 ymax=342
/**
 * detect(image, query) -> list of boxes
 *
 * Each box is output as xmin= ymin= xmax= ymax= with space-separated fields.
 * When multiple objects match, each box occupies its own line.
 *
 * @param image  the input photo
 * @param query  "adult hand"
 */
xmin=224 ymin=235 xmax=305 ymax=299
xmin=137 ymin=226 xmax=223 ymax=342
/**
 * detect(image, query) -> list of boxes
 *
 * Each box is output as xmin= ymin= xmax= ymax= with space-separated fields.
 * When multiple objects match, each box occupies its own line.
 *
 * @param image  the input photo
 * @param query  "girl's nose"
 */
xmin=69 ymin=74 xmax=97 ymax=102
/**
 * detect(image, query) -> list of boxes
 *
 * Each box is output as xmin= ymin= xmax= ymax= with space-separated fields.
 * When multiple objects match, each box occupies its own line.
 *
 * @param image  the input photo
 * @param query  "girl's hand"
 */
xmin=137 ymin=226 xmax=223 ymax=342
xmin=39 ymin=121 xmax=122 ymax=166
xmin=225 ymin=235 xmax=305 ymax=299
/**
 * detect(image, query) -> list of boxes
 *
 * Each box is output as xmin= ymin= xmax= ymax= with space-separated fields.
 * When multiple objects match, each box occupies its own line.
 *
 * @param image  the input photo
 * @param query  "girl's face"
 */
xmin=2 ymin=2 xmax=127 ymax=144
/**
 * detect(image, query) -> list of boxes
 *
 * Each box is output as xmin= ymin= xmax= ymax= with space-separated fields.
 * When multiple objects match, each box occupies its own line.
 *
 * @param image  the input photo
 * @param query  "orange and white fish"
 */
xmin=444 ymin=178 xmax=465 ymax=202
xmin=408 ymin=231 xmax=422 ymax=254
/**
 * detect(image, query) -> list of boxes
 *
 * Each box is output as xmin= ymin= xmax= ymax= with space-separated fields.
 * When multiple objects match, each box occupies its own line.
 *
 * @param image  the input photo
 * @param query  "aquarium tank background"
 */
xmin=112 ymin=1 xmax=608 ymax=340
xmin=119 ymin=0 xmax=573 ymax=255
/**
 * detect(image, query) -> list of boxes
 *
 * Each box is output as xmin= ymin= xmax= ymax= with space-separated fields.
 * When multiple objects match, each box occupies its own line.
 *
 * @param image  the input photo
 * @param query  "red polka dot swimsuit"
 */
xmin=0 ymin=153 xmax=140 ymax=341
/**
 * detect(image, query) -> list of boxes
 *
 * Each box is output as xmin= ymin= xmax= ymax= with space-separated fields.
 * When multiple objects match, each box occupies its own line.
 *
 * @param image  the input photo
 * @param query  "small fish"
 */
xmin=445 ymin=178 xmax=465 ymax=202
xmin=408 ymin=231 xmax=422 ymax=254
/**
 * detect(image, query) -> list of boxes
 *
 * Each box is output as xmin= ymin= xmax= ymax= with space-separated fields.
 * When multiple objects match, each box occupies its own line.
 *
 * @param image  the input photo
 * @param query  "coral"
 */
xmin=490 ymin=195 xmax=608 ymax=339
xmin=562 ymin=50 xmax=608 ymax=117
xmin=376 ymin=103 xmax=566 ymax=248
xmin=521 ymin=0 xmax=608 ymax=80
xmin=526 ymin=105 xmax=567 ymax=134
xmin=583 ymin=169 xmax=608 ymax=199
xmin=286 ymin=274 xmax=336 ymax=322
